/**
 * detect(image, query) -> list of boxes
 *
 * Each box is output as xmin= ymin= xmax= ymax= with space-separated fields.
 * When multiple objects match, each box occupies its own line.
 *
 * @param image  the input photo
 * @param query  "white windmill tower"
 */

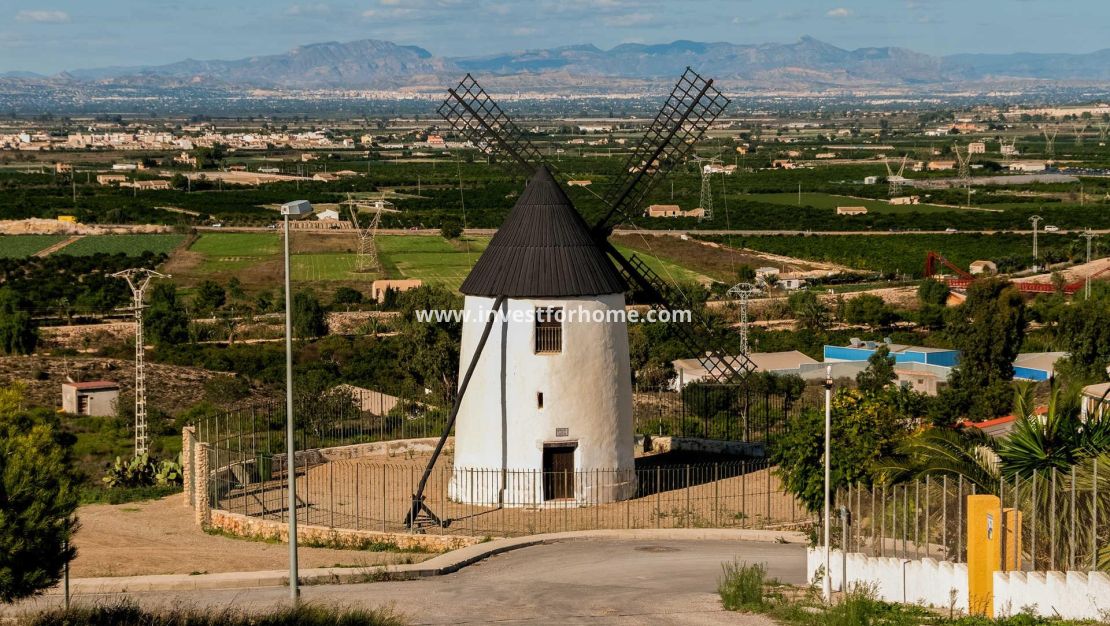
xmin=448 ymin=167 xmax=635 ymax=506
xmin=884 ymin=156 xmax=908 ymax=197
xmin=403 ymin=68 xmax=748 ymax=528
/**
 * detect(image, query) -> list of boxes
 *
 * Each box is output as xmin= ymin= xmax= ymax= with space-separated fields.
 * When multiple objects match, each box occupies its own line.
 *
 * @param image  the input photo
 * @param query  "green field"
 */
xmin=377 ymin=235 xmax=488 ymax=289
xmin=292 ymin=253 xmax=362 ymax=281
xmin=189 ymin=232 xmax=279 ymax=256
xmin=59 ymin=234 xmax=187 ymax=256
xmin=188 ymin=232 xmax=279 ymax=273
xmin=0 ymin=235 xmax=68 ymax=258
xmin=745 ymin=192 xmax=957 ymax=214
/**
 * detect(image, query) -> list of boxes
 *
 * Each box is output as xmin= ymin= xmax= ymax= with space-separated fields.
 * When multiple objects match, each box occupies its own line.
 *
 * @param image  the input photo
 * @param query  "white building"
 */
xmin=61 ymin=381 xmax=119 ymax=416
xmin=315 ymin=208 xmax=340 ymax=221
xmin=450 ymin=167 xmax=635 ymax=506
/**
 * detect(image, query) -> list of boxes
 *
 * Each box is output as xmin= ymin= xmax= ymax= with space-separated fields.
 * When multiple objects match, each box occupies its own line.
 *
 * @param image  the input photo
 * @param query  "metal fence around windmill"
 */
xmin=633 ymin=383 xmax=806 ymax=446
xmin=186 ymin=385 xmax=813 ymax=538
xmin=825 ymin=462 xmax=1109 ymax=573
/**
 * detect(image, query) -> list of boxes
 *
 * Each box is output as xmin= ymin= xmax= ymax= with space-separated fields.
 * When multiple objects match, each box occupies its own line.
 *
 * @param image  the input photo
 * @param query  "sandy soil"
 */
xmin=70 ymin=496 xmax=432 ymax=578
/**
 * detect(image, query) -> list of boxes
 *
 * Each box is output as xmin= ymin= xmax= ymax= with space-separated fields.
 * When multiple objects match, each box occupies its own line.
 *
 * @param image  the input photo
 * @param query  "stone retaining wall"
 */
xmin=209 ymin=510 xmax=483 ymax=553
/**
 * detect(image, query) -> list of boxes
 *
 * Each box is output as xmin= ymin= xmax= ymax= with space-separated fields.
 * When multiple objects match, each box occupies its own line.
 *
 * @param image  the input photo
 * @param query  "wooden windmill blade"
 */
xmin=588 ymin=68 xmax=754 ymax=381
xmin=437 ymin=73 xmax=549 ymax=178
xmin=593 ymin=67 xmax=730 ymax=236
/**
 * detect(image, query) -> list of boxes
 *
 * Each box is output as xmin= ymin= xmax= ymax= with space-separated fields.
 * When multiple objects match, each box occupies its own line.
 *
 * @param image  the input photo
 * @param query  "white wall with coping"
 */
xmin=451 ymin=294 xmax=635 ymax=505
xmin=807 ymin=548 xmax=1110 ymax=620
xmin=994 ymin=569 xmax=1110 ymax=620
xmin=806 ymin=548 xmax=968 ymax=612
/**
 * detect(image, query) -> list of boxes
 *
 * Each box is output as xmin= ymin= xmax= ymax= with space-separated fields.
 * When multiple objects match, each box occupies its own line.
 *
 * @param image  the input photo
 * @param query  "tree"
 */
xmin=193 ymin=280 xmax=226 ymax=314
xmin=292 ymin=291 xmax=328 ymax=339
xmin=856 ymin=345 xmax=896 ymax=394
xmin=0 ymin=288 xmax=37 ymax=355
xmin=393 ymin=286 xmax=464 ymax=403
xmin=772 ymin=388 xmax=912 ymax=512
xmin=842 ymin=293 xmax=895 ymax=328
xmin=917 ymin=278 xmax=950 ymax=307
xmin=939 ymin=279 xmax=1026 ymax=422
xmin=440 ymin=217 xmax=463 ymax=240
xmin=0 ymin=384 xmax=79 ymax=602
xmin=735 ymin=264 xmax=756 ymax=283
xmin=144 ymin=283 xmax=189 ymax=346
xmin=332 ymin=286 xmax=364 ymax=307
xmin=788 ymin=290 xmax=830 ymax=332
xmin=1057 ymin=296 xmax=1110 ymax=378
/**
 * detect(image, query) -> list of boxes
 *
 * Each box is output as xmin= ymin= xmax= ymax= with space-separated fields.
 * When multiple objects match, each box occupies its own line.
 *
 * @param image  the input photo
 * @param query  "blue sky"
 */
xmin=2 ymin=0 xmax=1107 ymax=74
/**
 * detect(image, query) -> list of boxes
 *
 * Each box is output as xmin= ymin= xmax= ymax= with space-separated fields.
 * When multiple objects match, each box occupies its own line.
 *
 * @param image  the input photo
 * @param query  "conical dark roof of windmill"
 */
xmin=460 ymin=166 xmax=626 ymax=298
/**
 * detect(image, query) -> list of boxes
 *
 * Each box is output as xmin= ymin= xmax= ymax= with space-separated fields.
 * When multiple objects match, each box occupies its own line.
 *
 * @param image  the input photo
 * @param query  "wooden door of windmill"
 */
xmin=543 ymin=445 xmax=576 ymax=500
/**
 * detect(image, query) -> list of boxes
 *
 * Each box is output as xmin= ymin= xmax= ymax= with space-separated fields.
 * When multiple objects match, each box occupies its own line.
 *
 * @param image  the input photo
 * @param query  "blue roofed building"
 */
xmin=823 ymin=339 xmax=960 ymax=368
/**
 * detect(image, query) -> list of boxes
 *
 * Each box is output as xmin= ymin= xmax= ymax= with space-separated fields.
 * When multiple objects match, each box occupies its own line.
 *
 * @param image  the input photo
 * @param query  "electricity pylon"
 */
xmin=727 ymin=282 xmax=761 ymax=356
xmin=885 ymin=156 xmax=908 ymax=197
xmin=112 ymin=268 xmax=169 ymax=456
xmin=345 ymin=194 xmax=384 ymax=272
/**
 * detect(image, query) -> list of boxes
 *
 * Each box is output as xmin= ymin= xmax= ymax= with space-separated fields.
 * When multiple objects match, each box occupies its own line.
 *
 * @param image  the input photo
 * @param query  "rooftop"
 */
xmin=460 ymin=167 xmax=626 ymax=298
xmin=63 ymin=380 xmax=120 ymax=391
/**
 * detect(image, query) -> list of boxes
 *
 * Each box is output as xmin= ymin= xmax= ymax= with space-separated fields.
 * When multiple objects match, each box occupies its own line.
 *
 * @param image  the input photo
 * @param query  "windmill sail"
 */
xmin=437 ymin=74 xmax=547 ymax=178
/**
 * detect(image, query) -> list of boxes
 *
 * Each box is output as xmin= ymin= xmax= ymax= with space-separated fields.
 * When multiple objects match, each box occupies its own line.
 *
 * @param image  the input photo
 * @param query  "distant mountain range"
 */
xmin=6 ymin=37 xmax=1110 ymax=92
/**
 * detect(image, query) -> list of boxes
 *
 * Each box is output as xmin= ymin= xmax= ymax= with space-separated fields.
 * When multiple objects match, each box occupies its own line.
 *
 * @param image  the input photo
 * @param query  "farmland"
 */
xmin=702 ymin=232 xmax=1080 ymax=278
xmin=377 ymin=235 xmax=489 ymax=289
xmin=59 ymin=234 xmax=187 ymax=257
xmin=0 ymin=234 xmax=67 ymax=258
xmin=743 ymin=192 xmax=958 ymax=214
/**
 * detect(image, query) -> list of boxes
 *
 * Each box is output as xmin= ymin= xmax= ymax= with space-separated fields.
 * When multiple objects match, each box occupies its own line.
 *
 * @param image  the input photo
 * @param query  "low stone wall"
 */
xmin=994 ymin=569 xmax=1110 ymax=620
xmin=647 ymin=436 xmax=765 ymax=458
xmin=268 ymin=437 xmax=449 ymax=473
xmin=209 ymin=510 xmax=483 ymax=553
xmin=806 ymin=548 xmax=968 ymax=613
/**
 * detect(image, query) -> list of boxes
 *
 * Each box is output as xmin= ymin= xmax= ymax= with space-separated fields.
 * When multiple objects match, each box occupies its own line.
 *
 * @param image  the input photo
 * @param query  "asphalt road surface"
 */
xmin=12 ymin=538 xmax=806 ymax=625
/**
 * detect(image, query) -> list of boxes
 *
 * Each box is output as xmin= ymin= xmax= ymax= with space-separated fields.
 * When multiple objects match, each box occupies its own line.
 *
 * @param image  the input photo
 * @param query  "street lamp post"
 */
xmin=279 ymin=200 xmax=312 ymax=602
xmin=823 ymin=365 xmax=833 ymax=602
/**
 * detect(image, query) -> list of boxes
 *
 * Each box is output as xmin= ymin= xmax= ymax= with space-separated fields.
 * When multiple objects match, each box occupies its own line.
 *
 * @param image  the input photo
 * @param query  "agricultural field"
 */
xmin=0 ymin=234 xmax=67 ymax=258
xmin=57 ymin=234 xmax=187 ymax=256
xmin=704 ymin=232 xmax=1081 ymax=278
xmin=188 ymin=232 xmax=280 ymax=273
xmin=610 ymin=233 xmax=838 ymax=282
xmin=743 ymin=192 xmax=958 ymax=214
xmin=377 ymin=235 xmax=489 ymax=289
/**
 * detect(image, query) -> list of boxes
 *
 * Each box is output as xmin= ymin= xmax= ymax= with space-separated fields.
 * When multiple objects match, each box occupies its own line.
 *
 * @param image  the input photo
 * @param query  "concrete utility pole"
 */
xmin=823 ymin=365 xmax=833 ymax=602
xmin=1029 ymin=215 xmax=1043 ymax=266
xmin=1079 ymin=229 xmax=1099 ymax=300
xmin=111 ymin=268 xmax=169 ymax=456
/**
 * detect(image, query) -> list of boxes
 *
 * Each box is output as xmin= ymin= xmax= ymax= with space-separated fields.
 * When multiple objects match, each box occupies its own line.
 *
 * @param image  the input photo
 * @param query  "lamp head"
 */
xmin=280 ymin=200 xmax=313 ymax=217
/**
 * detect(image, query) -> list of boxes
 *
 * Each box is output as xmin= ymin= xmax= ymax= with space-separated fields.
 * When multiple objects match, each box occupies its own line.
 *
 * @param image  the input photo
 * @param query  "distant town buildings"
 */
xmin=646 ymin=204 xmax=705 ymax=218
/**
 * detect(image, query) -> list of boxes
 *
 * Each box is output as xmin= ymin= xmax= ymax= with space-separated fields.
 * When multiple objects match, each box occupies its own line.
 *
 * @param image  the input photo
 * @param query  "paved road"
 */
xmin=11 ymin=539 xmax=804 ymax=625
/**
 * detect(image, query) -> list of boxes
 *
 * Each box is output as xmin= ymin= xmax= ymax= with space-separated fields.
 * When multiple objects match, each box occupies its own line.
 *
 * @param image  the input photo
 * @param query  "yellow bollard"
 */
xmin=966 ymin=495 xmax=1024 ymax=617
xmin=966 ymin=495 xmax=1000 ymax=616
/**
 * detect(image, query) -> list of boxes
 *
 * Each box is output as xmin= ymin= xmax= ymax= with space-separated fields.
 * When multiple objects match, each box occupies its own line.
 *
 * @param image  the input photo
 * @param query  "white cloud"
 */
xmin=15 ymin=10 xmax=70 ymax=23
xmin=826 ymin=7 xmax=851 ymax=17
xmin=511 ymin=27 xmax=536 ymax=36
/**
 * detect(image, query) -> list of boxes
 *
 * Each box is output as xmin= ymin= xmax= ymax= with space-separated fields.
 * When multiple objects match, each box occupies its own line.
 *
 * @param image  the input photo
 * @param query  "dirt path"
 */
xmin=71 ymin=496 xmax=432 ymax=578
xmin=34 ymin=235 xmax=82 ymax=256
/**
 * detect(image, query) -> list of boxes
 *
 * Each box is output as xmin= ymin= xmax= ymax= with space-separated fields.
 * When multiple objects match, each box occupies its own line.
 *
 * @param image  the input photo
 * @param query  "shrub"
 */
xmin=24 ymin=602 xmax=405 ymax=626
xmin=717 ymin=561 xmax=767 ymax=611
xmin=101 ymin=453 xmax=182 ymax=489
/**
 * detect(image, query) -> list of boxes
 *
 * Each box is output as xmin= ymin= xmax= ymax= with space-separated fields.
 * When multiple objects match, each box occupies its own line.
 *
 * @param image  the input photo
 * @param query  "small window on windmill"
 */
xmin=534 ymin=307 xmax=562 ymax=354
